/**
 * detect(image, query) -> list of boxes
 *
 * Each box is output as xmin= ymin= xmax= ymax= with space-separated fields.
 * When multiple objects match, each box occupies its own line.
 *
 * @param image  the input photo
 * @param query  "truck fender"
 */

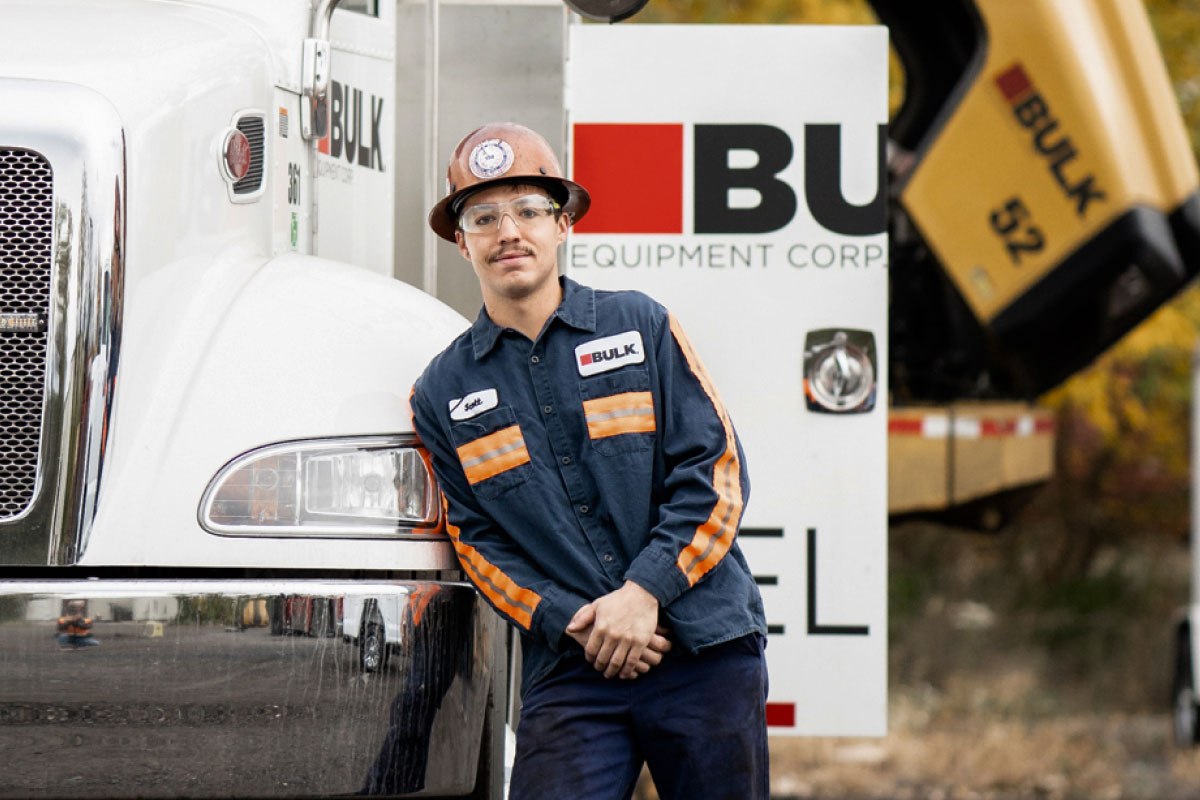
xmin=85 ymin=252 xmax=468 ymax=566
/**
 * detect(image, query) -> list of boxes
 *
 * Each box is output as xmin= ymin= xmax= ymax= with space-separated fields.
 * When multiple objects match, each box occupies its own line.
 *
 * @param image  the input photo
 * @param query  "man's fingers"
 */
xmin=599 ymin=640 xmax=625 ymax=677
xmin=566 ymin=603 xmax=596 ymax=633
xmin=581 ymin=583 xmax=663 ymax=677
xmin=565 ymin=623 xmax=591 ymax=651
xmin=584 ymin=629 xmax=603 ymax=664
xmin=621 ymin=651 xmax=662 ymax=679
xmin=647 ymin=633 xmax=672 ymax=654
xmin=594 ymin=637 xmax=618 ymax=672
xmin=606 ymin=641 xmax=636 ymax=679
xmin=620 ymin=660 xmax=649 ymax=680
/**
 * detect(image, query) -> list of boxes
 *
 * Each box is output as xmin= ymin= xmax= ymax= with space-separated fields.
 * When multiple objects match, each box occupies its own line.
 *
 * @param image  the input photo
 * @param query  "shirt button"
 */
xmin=531 ymin=355 xmax=540 ymax=364
xmin=579 ymin=504 xmax=590 ymax=514
xmin=561 ymin=456 xmax=571 ymax=465
xmin=603 ymin=554 xmax=614 ymax=563
xmin=543 ymin=405 xmax=553 ymax=414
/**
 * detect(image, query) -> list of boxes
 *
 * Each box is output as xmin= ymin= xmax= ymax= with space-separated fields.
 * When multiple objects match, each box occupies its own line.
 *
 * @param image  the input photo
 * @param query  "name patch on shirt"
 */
xmin=449 ymin=388 xmax=499 ymax=421
xmin=575 ymin=331 xmax=645 ymax=376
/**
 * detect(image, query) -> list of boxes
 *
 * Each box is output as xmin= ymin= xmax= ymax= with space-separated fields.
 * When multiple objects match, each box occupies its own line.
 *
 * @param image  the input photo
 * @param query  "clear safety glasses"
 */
xmin=458 ymin=194 xmax=561 ymax=234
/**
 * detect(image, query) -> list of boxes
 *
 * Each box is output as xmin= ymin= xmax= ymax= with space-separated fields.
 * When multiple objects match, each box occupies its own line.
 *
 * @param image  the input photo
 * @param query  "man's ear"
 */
xmin=455 ymin=230 xmax=471 ymax=261
xmin=556 ymin=214 xmax=570 ymax=246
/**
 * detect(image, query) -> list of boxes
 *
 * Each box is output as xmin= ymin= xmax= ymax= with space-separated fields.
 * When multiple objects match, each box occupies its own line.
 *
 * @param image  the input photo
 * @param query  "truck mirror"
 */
xmin=564 ymin=0 xmax=649 ymax=23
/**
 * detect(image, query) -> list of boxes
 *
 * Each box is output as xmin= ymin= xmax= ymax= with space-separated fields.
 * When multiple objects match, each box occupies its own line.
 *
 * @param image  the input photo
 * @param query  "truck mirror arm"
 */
xmin=302 ymin=0 xmax=343 ymax=141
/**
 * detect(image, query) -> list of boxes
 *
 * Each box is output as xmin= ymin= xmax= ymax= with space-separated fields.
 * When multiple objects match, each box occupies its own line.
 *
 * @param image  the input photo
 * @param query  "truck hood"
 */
xmin=0 ymin=0 xmax=303 ymax=137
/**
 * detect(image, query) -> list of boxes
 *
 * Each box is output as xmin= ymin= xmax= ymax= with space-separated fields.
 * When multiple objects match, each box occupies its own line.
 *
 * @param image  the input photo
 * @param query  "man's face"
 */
xmin=455 ymin=183 xmax=568 ymax=303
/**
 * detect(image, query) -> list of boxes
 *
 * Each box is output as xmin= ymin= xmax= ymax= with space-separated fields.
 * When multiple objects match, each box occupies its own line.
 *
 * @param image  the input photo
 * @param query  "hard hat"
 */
xmin=428 ymin=122 xmax=590 ymax=242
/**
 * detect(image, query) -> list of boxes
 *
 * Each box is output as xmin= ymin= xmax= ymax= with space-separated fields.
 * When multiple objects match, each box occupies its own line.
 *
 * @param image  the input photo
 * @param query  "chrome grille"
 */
xmin=0 ymin=149 xmax=52 ymax=520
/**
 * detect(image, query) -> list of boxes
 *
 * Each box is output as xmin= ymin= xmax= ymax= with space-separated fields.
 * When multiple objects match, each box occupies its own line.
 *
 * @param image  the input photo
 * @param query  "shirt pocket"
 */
xmin=578 ymin=368 xmax=657 ymax=456
xmin=450 ymin=406 xmax=532 ymax=500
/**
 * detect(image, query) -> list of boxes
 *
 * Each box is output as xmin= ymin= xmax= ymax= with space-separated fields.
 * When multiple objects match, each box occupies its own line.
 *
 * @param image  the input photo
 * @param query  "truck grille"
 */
xmin=0 ymin=149 xmax=52 ymax=520
xmin=233 ymin=115 xmax=265 ymax=195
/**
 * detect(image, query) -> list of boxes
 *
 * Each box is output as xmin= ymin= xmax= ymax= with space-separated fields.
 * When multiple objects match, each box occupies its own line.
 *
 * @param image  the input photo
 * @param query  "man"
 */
xmin=56 ymin=600 xmax=99 ymax=648
xmin=410 ymin=122 xmax=768 ymax=799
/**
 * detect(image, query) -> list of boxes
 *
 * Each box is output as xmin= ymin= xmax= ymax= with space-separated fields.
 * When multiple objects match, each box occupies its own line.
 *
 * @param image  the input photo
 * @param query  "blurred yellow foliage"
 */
xmin=633 ymin=0 xmax=875 ymax=24
xmin=1036 ymin=2 xmax=1200 ymax=540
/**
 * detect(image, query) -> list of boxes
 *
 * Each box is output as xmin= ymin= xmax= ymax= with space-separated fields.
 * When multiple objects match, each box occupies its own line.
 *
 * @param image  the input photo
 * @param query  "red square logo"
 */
xmin=580 ymin=353 xmax=593 ymax=365
xmin=995 ymin=63 xmax=1032 ymax=102
xmin=572 ymin=123 xmax=683 ymax=234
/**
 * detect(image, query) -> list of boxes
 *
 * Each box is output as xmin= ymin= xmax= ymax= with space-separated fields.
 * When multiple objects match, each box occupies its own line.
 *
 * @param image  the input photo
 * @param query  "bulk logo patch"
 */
xmin=575 ymin=331 xmax=645 ymax=376
xmin=449 ymin=388 xmax=498 ymax=421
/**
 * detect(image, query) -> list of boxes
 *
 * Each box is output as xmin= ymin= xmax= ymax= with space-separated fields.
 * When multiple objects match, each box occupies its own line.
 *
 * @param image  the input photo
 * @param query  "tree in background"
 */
xmin=1041 ymin=0 xmax=1200 ymax=557
xmin=633 ymin=0 xmax=872 ymax=24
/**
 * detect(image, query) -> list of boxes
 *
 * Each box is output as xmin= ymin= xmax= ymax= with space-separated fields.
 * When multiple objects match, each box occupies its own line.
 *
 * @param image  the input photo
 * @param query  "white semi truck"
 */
xmin=0 ymin=1 xmax=528 ymax=796
xmin=4 ymin=0 xmax=1198 ymax=795
xmin=0 ymin=2 xmax=898 ymax=794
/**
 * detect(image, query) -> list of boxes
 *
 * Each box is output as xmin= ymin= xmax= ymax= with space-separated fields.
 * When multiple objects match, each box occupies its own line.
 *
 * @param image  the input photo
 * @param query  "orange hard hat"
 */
xmin=428 ymin=122 xmax=590 ymax=242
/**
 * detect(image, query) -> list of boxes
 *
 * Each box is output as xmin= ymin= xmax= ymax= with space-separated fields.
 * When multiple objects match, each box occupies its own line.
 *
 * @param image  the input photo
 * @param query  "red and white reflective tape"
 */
xmin=888 ymin=414 xmax=1054 ymax=439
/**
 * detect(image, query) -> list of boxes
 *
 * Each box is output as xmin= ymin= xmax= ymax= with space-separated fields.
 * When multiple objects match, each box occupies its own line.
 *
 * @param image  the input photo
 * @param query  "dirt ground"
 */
xmin=764 ymin=704 xmax=1200 ymax=799
xmin=637 ymin=518 xmax=1200 ymax=799
xmin=637 ymin=705 xmax=1200 ymax=799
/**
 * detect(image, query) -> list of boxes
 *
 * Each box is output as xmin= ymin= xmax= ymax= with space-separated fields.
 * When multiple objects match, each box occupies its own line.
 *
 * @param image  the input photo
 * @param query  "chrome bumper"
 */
xmin=0 ymin=579 xmax=499 ymax=798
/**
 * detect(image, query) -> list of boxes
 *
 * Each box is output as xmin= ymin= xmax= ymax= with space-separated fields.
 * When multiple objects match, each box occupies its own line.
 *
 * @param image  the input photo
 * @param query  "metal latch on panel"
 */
xmin=803 ymin=329 xmax=877 ymax=414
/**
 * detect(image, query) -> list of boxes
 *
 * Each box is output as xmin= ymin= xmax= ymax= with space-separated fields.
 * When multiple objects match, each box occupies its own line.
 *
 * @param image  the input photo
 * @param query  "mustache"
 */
xmin=487 ymin=246 xmax=534 ymax=263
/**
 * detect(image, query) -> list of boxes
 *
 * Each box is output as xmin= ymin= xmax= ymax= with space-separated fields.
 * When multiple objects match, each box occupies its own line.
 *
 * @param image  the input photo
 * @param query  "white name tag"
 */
xmin=575 ymin=330 xmax=645 ymax=377
xmin=449 ymin=388 xmax=498 ymax=421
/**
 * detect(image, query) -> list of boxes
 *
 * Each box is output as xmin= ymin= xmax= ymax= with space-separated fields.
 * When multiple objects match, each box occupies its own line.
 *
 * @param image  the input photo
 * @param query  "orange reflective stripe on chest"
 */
xmin=582 ymin=391 xmax=656 ymax=439
xmin=456 ymin=424 xmax=530 ymax=485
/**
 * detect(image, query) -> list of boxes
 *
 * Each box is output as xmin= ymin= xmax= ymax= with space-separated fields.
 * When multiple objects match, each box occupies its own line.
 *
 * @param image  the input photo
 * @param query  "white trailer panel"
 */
xmin=566 ymin=23 xmax=889 ymax=736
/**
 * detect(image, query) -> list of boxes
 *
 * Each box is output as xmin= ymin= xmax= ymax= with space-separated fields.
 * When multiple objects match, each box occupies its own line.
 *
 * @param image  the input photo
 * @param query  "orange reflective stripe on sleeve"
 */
xmin=408 ymin=385 xmax=417 ymax=433
xmin=456 ymin=425 xmax=530 ymax=485
xmin=441 ymin=495 xmax=541 ymax=630
xmin=583 ymin=391 xmax=656 ymax=439
xmin=668 ymin=314 xmax=744 ymax=586
xmin=408 ymin=585 xmax=437 ymax=628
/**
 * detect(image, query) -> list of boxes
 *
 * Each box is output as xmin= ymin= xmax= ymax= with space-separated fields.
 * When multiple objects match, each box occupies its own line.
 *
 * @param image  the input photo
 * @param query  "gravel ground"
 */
xmin=765 ymin=709 xmax=1200 ymax=799
xmin=638 ymin=520 xmax=1200 ymax=800
xmin=637 ymin=701 xmax=1200 ymax=799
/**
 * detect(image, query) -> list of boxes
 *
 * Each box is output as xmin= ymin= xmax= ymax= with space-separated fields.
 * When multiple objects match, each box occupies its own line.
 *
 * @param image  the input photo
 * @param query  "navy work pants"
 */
xmin=509 ymin=633 xmax=769 ymax=800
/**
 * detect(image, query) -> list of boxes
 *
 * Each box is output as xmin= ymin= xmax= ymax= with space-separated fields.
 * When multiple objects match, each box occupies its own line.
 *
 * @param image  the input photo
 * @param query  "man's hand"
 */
xmin=565 ymin=581 xmax=666 ymax=679
xmin=564 ymin=619 xmax=672 ymax=679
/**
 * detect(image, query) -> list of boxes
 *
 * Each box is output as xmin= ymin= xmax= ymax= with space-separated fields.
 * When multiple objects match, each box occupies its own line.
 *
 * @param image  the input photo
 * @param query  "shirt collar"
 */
xmin=470 ymin=276 xmax=597 ymax=360
xmin=555 ymin=276 xmax=597 ymax=333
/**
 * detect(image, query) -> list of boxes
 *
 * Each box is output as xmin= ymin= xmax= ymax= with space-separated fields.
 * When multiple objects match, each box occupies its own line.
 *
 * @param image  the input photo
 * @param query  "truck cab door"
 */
xmin=308 ymin=2 xmax=396 ymax=276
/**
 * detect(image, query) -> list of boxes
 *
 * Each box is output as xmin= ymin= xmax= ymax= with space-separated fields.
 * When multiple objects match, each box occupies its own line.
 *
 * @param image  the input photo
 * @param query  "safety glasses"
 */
xmin=459 ymin=194 xmax=561 ymax=233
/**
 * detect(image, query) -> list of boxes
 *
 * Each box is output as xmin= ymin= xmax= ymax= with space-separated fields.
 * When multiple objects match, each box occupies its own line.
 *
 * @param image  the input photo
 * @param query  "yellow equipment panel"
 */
xmin=879 ymin=0 xmax=1200 ymax=395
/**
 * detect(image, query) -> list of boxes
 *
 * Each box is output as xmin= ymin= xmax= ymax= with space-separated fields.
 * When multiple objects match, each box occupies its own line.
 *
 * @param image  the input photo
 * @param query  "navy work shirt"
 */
xmin=410 ymin=277 xmax=766 ymax=693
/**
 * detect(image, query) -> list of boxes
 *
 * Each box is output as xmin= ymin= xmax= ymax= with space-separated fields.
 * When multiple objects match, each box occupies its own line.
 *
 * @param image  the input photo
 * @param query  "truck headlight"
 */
xmin=199 ymin=436 xmax=440 ymax=537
